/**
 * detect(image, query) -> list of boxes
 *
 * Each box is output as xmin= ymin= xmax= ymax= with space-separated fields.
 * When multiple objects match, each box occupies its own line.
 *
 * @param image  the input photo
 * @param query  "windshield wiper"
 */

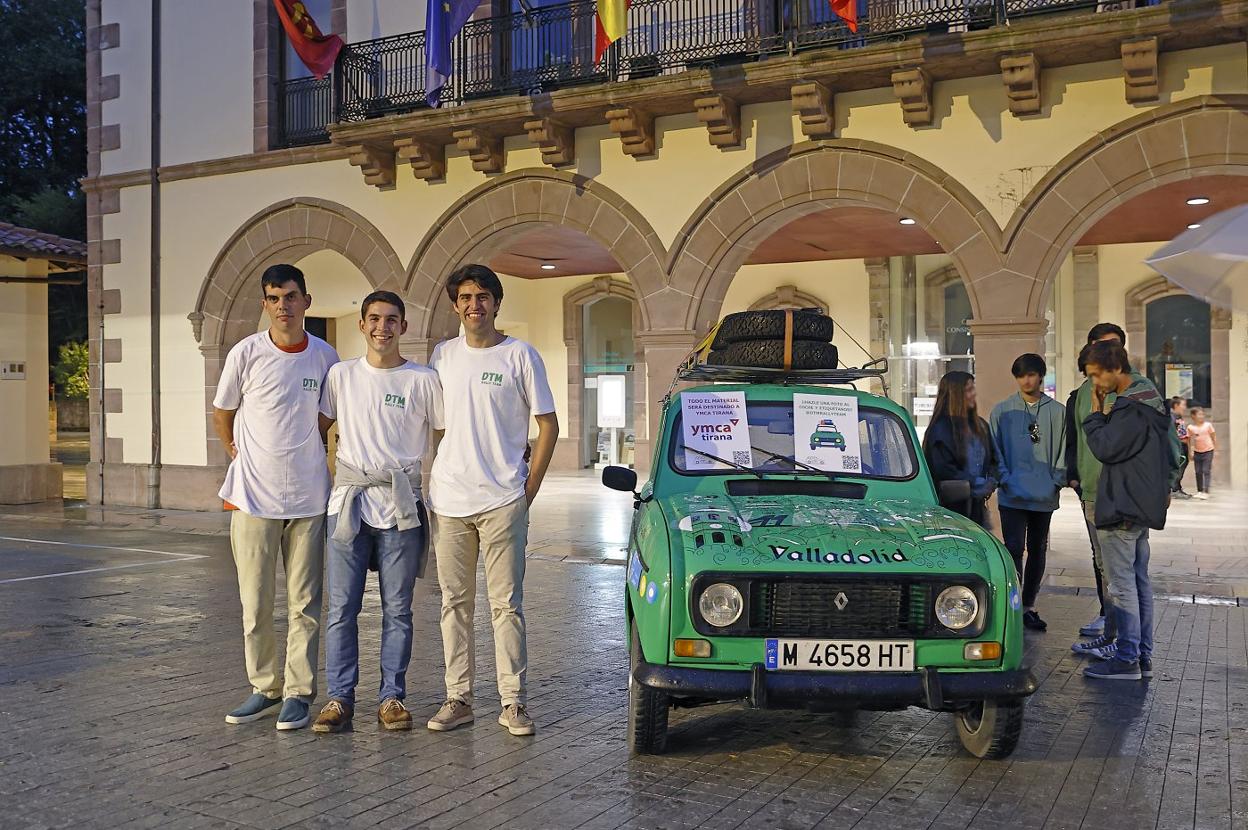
xmin=682 ymin=444 xmax=764 ymax=478
xmin=750 ymin=445 xmax=841 ymax=481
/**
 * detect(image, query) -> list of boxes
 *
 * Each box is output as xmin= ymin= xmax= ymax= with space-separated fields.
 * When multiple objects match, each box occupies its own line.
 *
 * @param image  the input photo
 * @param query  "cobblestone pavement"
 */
xmin=2 ymin=513 xmax=1248 ymax=829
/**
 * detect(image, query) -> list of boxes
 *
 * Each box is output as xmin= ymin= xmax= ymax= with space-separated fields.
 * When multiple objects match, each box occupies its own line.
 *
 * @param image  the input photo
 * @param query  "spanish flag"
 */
xmin=594 ymin=0 xmax=629 ymax=64
xmin=830 ymin=0 xmax=858 ymax=32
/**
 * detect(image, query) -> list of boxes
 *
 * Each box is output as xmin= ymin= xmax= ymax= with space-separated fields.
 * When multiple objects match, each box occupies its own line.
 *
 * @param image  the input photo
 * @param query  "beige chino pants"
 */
xmin=434 ymin=497 xmax=529 ymax=707
xmin=229 ymin=510 xmax=325 ymax=701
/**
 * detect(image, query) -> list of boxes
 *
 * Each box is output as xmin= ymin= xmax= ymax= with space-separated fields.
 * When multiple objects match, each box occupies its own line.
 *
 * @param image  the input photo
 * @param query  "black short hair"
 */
xmin=1170 ymin=396 xmax=1186 ymax=410
xmin=1011 ymin=353 xmax=1046 ymax=378
xmin=261 ymin=263 xmax=307 ymax=296
xmin=1084 ymin=340 xmax=1131 ymax=374
xmin=1086 ymin=322 xmax=1126 ymax=347
xmin=446 ymin=264 xmax=504 ymax=307
xmin=360 ymin=290 xmax=405 ymax=321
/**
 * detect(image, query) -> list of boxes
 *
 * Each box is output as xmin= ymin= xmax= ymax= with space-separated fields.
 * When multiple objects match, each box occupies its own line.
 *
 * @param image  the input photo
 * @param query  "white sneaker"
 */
xmin=1195 ymin=492 xmax=1210 ymax=500
xmin=1079 ymin=615 xmax=1105 ymax=637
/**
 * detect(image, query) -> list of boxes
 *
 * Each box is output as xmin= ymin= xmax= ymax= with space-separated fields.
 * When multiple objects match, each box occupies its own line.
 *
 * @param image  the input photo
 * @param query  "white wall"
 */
xmin=159 ymin=0 xmax=253 ymax=166
xmin=347 ymin=0 xmax=426 ymax=40
xmin=105 ymin=186 xmax=153 ymax=465
xmin=100 ymin=0 xmax=153 ymax=176
xmin=0 ymin=256 xmax=49 ymax=467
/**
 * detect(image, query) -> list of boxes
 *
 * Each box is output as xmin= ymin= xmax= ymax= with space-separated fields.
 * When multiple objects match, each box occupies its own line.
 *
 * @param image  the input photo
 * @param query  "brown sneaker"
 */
xmin=312 ymin=699 xmax=353 ymax=733
xmin=378 ymin=698 xmax=412 ymax=731
xmin=426 ymin=698 xmax=474 ymax=732
xmin=498 ymin=703 xmax=535 ymax=736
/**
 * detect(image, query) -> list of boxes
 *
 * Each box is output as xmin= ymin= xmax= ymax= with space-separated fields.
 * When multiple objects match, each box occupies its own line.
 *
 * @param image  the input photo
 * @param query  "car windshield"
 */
xmin=670 ymin=395 xmax=917 ymax=479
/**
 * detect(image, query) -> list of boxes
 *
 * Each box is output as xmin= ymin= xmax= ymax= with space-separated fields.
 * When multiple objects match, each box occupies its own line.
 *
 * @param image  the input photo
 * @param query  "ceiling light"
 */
xmin=540 ymin=263 xmax=556 ymax=270
xmin=899 ymin=218 xmax=917 ymax=225
xmin=1186 ymin=197 xmax=1210 ymax=206
xmin=1187 ymin=223 xmax=1201 ymax=229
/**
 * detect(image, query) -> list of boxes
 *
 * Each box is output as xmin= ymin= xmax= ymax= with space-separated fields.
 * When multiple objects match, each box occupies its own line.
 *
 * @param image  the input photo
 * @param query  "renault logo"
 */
xmin=834 ymin=592 xmax=849 ymax=611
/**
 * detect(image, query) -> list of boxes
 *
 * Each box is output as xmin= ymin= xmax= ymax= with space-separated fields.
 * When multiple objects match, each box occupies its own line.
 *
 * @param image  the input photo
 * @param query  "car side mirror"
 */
xmin=937 ymin=479 xmax=972 ymax=511
xmin=602 ymin=465 xmax=638 ymax=493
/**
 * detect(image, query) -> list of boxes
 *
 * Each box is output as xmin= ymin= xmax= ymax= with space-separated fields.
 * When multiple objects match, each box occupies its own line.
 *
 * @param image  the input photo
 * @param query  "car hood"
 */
xmin=658 ymin=491 xmax=994 ymax=576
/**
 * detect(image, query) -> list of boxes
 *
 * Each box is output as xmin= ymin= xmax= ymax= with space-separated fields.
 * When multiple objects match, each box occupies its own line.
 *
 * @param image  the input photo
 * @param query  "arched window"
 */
xmin=1145 ymin=294 xmax=1211 ymax=407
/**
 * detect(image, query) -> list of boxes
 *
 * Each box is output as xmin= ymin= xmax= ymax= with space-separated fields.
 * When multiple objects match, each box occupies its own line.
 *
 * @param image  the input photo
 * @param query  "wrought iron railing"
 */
xmin=279 ymin=75 xmax=334 ymax=146
xmin=277 ymin=0 xmax=1144 ymax=147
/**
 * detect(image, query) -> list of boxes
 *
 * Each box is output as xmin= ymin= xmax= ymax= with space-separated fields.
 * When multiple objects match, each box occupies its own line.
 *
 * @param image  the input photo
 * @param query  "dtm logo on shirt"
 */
xmin=384 ymin=393 xmax=406 ymax=409
xmin=481 ymin=371 xmax=504 ymax=387
xmin=302 ymin=378 xmax=319 ymax=393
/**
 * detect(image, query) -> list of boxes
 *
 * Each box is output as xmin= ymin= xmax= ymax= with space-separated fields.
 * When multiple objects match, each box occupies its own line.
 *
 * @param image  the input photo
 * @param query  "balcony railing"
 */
xmin=279 ymin=0 xmax=1145 ymax=147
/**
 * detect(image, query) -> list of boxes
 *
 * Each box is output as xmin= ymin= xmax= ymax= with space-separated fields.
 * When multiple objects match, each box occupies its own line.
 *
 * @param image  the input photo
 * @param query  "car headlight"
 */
xmin=934 ymin=585 xmax=979 ymax=630
xmin=698 ymin=583 xmax=744 ymax=627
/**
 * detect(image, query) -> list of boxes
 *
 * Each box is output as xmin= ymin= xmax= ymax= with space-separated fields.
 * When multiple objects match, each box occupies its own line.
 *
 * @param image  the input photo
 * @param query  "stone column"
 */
xmin=967 ymin=317 xmax=1049 ymax=413
xmin=865 ymin=257 xmax=890 ymax=396
xmin=1071 ymin=247 xmax=1100 ymax=346
xmin=1211 ymin=308 xmax=1231 ymax=485
xmin=633 ymin=330 xmax=700 ymax=477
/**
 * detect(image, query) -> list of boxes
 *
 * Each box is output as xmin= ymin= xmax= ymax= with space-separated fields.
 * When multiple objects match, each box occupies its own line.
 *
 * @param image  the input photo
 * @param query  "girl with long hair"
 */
xmin=923 ymin=370 xmax=998 ymax=527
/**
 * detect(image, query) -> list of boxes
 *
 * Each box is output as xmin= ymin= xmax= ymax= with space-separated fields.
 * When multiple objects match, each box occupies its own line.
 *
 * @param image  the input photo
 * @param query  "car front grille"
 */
xmin=749 ymin=579 xmax=933 ymax=638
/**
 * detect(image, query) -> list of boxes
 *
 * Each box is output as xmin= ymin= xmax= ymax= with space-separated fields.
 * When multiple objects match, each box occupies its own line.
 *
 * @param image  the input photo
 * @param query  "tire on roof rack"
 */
xmin=710 ymin=309 xmax=834 ymax=351
xmin=708 ymin=339 xmax=839 ymax=370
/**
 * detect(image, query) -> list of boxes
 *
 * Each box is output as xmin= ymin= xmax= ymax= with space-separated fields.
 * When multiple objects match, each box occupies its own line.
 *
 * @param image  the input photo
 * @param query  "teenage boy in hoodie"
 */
xmin=990 ymin=354 xmax=1065 ymax=633
xmin=1080 ymin=339 xmax=1172 ymax=682
xmin=1065 ymin=324 xmax=1142 ymax=646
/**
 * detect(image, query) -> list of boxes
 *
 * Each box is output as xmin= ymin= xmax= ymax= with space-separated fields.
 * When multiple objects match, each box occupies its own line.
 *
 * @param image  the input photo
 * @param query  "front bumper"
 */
xmin=633 ymin=659 xmax=1038 ymax=712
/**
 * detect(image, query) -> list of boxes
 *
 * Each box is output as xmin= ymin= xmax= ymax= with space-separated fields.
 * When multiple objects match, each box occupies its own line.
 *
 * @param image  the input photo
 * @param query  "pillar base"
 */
xmin=0 ymin=463 xmax=64 ymax=504
xmin=86 ymin=462 xmax=229 ymax=510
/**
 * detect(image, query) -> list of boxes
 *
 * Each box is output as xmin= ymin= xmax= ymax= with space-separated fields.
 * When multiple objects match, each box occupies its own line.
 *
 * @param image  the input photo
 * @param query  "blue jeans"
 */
xmin=325 ymin=516 xmax=424 ymax=705
xmin=1097 ymin=522 xmax=1154 ymax=663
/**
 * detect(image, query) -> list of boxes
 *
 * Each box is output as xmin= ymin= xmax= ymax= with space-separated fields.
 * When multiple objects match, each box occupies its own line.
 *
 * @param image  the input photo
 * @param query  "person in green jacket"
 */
xmin=990 ymin=354 xmax=1066 ymax=632
xmin=1066 ymin=323 xmax=1167 ymax=659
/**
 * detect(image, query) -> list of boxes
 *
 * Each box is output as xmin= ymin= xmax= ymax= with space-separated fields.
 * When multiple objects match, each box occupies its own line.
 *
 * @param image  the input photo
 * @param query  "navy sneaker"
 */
xmin=225 ymin=693 xmax=282 ymax=725
xmin=1072 ymin=634 xmax=1112 ymax=655
xmin=1084 ymin=658 xmax=1141 ymax=681
xmin=276 ymin=698 xmax=311 ymax=731
xmin=1139 ymin=657 xmax=1153 ymax=679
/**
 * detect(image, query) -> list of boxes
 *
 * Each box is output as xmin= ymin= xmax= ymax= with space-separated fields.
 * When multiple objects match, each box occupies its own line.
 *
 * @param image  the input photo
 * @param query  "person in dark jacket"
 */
xmin=990 ymin=353 xmax=1065 ymax=633
xmin=923 ymin=371 xmax=997 ymax=528
xmin=1080 ymin=340 xmax=1171 ymax=682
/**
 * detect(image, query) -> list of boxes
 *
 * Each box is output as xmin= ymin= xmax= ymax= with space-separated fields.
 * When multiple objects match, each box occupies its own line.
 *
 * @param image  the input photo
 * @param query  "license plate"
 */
xmin=765 ymin=639 xmax=915 ymax=672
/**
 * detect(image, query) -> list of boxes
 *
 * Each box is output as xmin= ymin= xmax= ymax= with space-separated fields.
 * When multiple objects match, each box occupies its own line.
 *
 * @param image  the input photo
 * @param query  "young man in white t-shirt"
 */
xmin=311 ymin=291 xmax=444 ymax=734
xmin=425 ymin=264 xmax=559 ymax=737
xmin=212 ymin=264 xmax=338 ymax=731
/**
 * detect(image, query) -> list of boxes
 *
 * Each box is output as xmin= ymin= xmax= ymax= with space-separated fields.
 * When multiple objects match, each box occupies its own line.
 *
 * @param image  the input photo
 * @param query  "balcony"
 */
xmin=278 ymin=0 xmax=1193 ymax=148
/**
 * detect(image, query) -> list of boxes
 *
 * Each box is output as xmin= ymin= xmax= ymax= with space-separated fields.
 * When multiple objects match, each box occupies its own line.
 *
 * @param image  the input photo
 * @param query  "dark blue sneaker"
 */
xmin=225 ymin=693 xmax=281 ymax=725
xmin=1084 ymin=658 xmax=1142 ymax=681
xmin=1139 ymin=657 xmax=1153 ymax=679
xmin=276 ymin=698 xmax=311 ymax=731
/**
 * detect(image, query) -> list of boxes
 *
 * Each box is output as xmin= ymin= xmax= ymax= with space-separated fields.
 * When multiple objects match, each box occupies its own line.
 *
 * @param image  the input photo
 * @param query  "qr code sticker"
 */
xmin=841 ymin=455 xmax=860 ymax=471
xmin=732 ymin=451 xmax=752 ymax=467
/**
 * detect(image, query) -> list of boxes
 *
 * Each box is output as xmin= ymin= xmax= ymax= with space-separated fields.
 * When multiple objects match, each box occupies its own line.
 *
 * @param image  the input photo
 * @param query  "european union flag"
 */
xmin=426 ymin=0 xmax=479 ymax=107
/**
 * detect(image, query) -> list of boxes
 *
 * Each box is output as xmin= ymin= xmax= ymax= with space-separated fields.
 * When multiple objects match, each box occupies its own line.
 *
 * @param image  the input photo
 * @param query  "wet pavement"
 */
xmin=2 ymin=497 xmax=1247 ymax=829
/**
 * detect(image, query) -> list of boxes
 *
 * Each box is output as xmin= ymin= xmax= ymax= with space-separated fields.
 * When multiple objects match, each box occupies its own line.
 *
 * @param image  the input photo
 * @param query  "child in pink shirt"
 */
xmin=1187 ymin=407 xmax=1216 ymax=498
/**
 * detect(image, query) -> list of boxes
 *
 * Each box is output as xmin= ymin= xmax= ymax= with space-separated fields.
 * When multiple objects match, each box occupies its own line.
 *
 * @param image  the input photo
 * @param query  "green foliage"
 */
xmin=53 ymin=341 xmax=89 ymax=399
xmin=0 ymin=0 xmax=86 ymax=231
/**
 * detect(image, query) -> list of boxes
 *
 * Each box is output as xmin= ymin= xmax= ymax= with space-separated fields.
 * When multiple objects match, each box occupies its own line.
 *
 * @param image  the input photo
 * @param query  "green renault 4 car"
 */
xmin=603 ymin=366 xmax=1036 ymax=760
xmin=809 ymin=419 xmax=847 ymax=451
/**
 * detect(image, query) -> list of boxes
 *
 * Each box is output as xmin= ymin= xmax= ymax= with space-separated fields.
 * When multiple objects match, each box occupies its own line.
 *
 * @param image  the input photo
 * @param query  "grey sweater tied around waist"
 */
xmin=331 ymin=459 xmax=426 ymax=576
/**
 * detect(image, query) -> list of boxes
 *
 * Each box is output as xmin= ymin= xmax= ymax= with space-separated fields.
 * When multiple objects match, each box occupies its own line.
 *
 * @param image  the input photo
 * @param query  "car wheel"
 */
xmin=954 ymin=699 xmax=1024 ymax=759
xmin=710 ymin=309 xmax=835 ymax=351
xmin=708 ymin=339 xmax=839 ymax=370
xmin=628 ymin=627 xmax=669 ymax=755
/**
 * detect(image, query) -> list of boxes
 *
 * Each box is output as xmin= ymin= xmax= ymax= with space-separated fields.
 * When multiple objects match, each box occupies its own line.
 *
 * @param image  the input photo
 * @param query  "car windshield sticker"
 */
xmin=793 ymin=392 xmax=862 ymax=473
xmin=680 ymin=391 xmax=751 ymax=470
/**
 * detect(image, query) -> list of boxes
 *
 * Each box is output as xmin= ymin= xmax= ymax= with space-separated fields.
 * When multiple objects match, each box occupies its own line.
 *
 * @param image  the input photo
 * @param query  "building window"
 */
xmin=1145 ymin=294 xmax=1211 ymax=407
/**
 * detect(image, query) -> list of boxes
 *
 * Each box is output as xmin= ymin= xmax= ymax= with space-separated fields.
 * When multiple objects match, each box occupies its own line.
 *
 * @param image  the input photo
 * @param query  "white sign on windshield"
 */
xmin=681 ymin=391 xmax=752 ymax=470
xmin=794 ymin=392 xmax=862 ymax=473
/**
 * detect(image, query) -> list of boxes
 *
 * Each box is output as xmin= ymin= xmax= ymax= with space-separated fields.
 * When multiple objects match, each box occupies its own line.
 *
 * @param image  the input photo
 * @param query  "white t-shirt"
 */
xmin=429 ymin=335 xmax=556 ymax=517
xmin=214 ymin=331 xmax=339 ymax=519
xmin=321 ymin=358 xmax=445 ymax=529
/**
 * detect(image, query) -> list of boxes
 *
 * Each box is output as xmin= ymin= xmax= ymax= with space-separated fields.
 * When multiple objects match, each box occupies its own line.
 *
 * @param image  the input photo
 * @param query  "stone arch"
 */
xmin=748 ymin=284 xmax=827 ymax=313
xmin=1007 ymin=94 xmax=1248 ymax=318
xmin=193 ymin=197 xmax=404 ymax=462
xmin=667 ymin=140 xmax=1005 ymax=336
xmin=404 ymin=169 xmax=668 ymax=343
xmin=560 ymin=276 xmax=642 ymax=469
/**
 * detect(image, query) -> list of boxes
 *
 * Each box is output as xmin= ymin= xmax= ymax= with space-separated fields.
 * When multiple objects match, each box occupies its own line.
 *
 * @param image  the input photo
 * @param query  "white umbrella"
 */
xmin=1145 ymin=203 xmax=1248 ymax=311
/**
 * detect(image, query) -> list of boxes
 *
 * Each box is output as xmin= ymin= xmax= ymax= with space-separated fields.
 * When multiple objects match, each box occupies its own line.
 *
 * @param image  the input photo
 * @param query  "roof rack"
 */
xmin=666 ymin=357 xmax=890 ymax=402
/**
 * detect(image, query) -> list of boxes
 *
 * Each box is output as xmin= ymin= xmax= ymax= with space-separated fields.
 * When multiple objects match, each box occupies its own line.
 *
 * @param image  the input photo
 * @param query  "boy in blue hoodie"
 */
xmin=990 ymin=354 xmax=1066 ymax=632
